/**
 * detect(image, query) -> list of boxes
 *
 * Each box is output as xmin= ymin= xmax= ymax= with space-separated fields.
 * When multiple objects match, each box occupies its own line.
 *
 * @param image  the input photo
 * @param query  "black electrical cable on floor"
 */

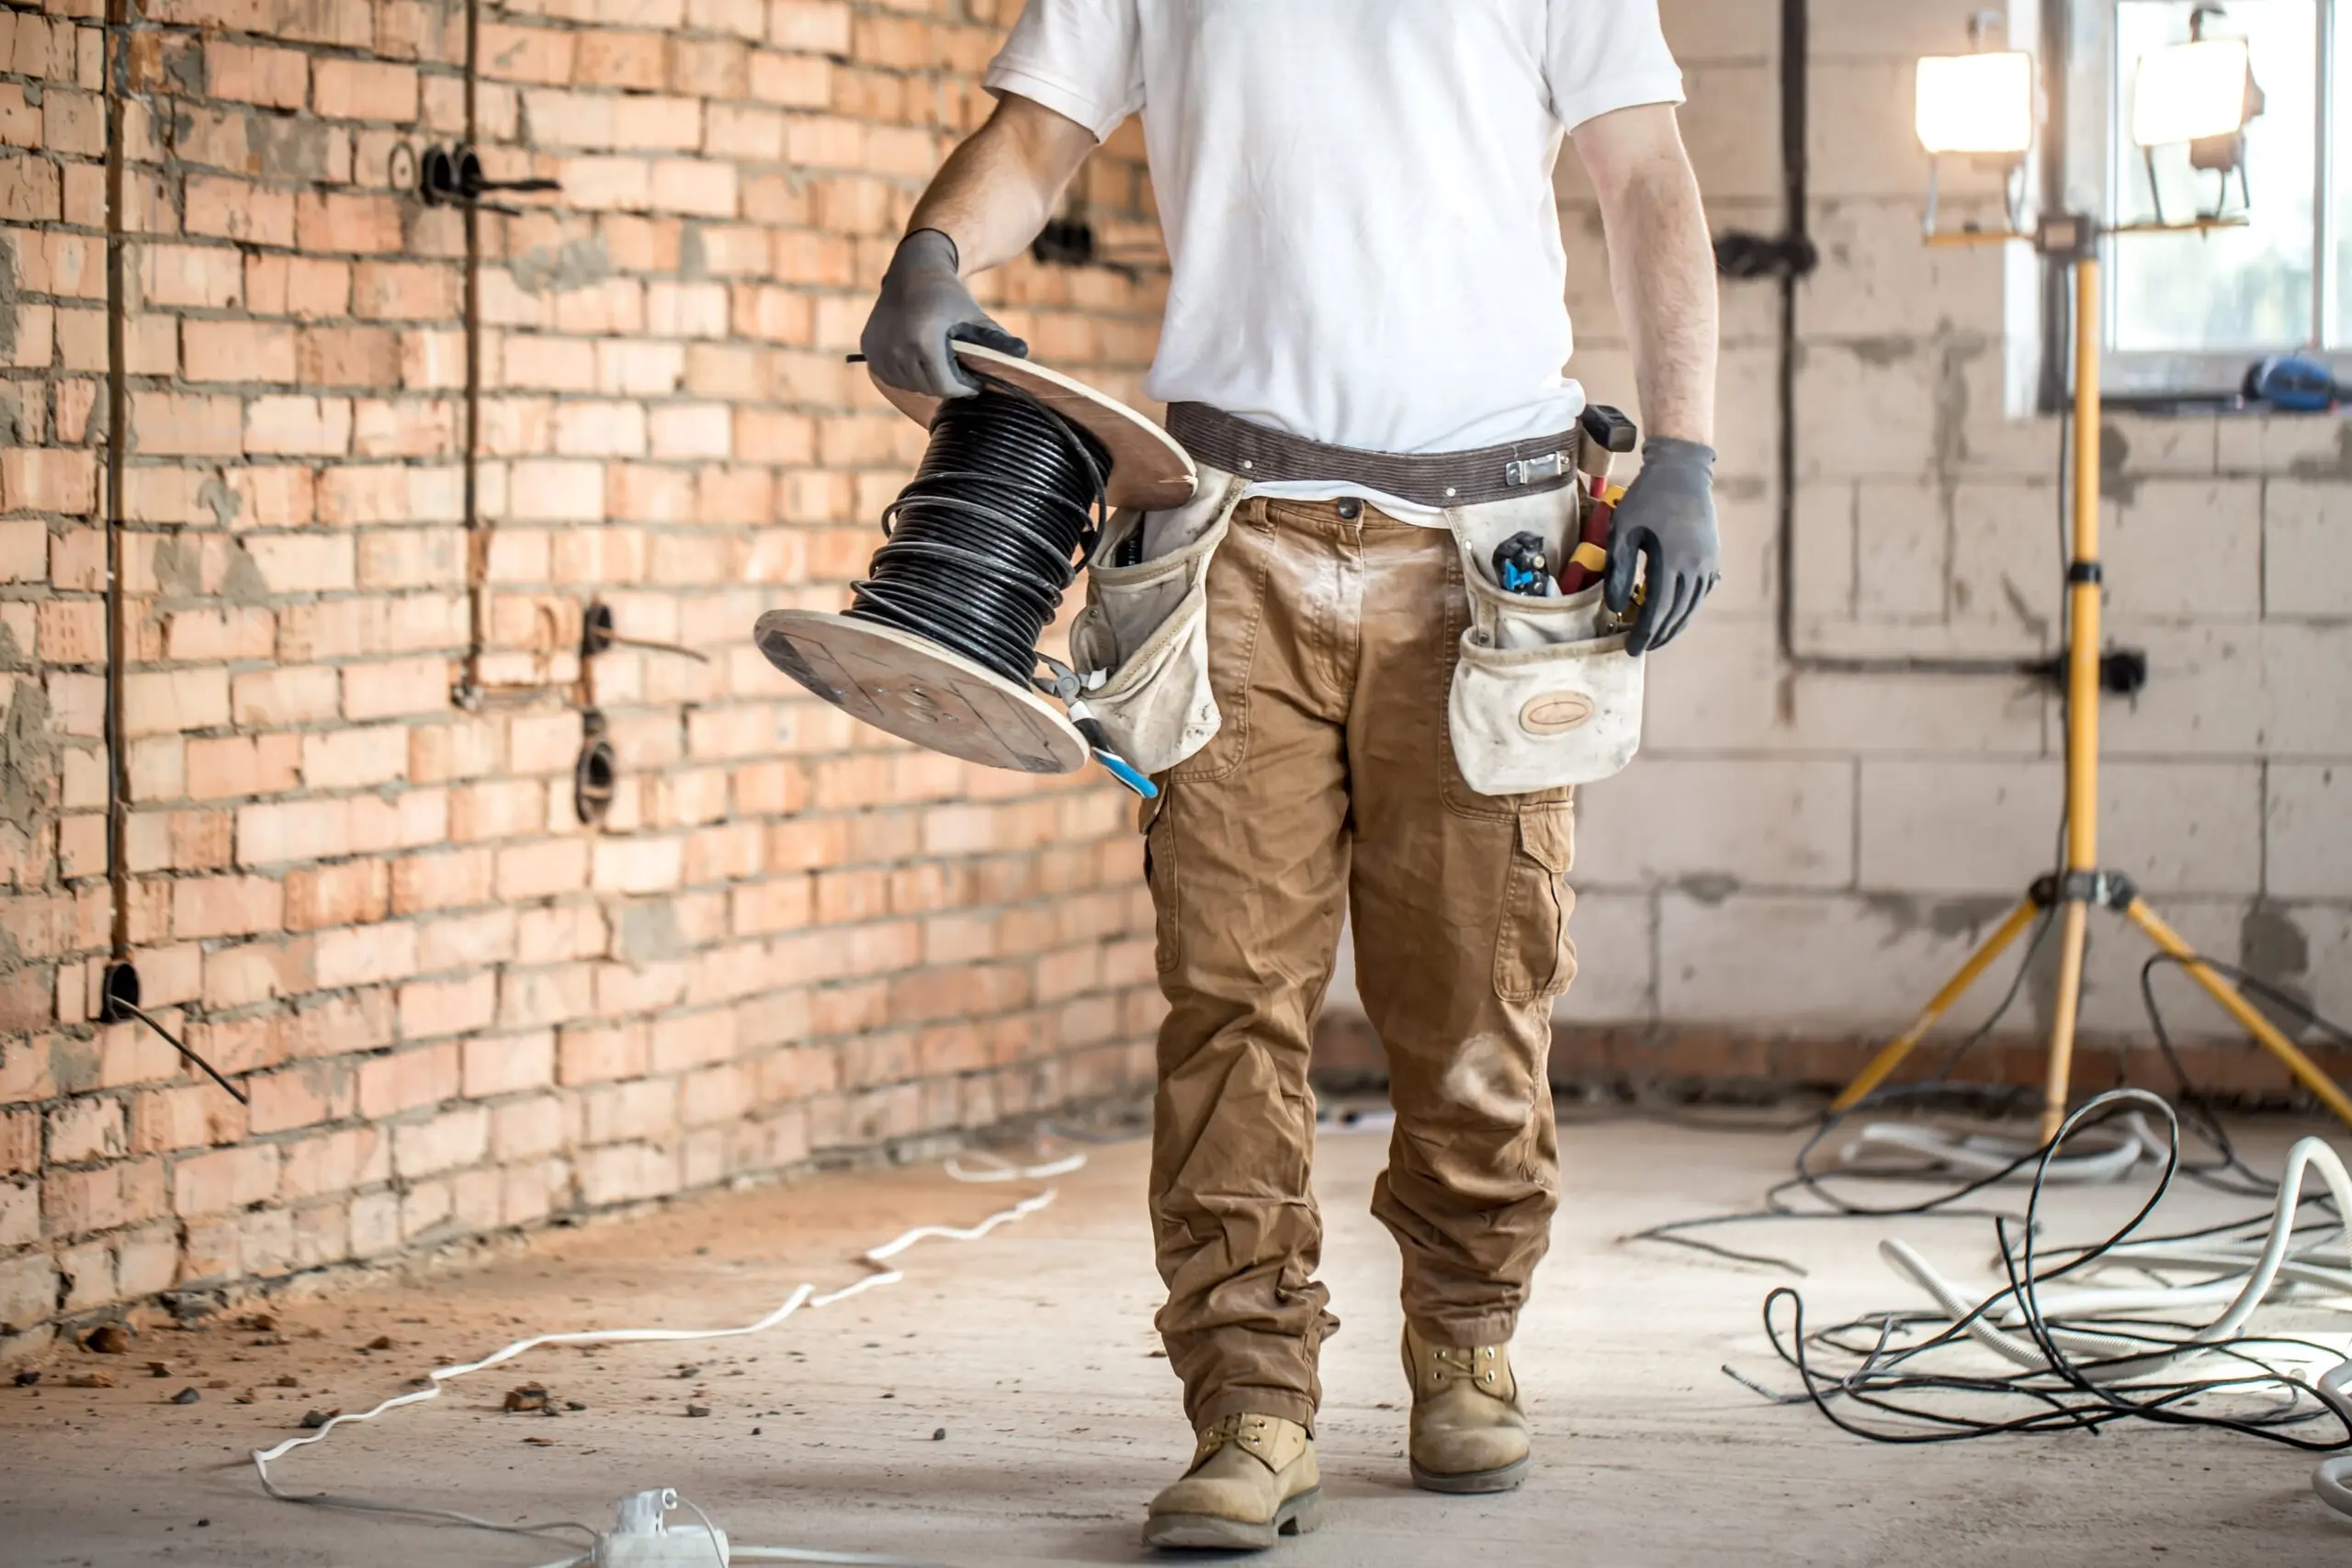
xmin=1736 ymin=1091 xmax=2352 ymax=1460
xmin=846 ymin=380 xmax=1110 ymax=687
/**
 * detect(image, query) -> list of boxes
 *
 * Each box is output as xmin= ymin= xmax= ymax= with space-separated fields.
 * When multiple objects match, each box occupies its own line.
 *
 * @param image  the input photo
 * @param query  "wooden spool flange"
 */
xmin=868 ymin=342 xmax=1196 ymax=512
xmin=754 ymin=346 xmax=1196 ymax=774
xmin=753 ymin=609 xmax=1091 ymax=775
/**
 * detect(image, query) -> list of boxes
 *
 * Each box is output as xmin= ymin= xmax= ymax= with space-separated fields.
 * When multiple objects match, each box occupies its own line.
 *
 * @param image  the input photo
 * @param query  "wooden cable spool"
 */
xmin=752 ymin=344 xmax=1195 ymax=775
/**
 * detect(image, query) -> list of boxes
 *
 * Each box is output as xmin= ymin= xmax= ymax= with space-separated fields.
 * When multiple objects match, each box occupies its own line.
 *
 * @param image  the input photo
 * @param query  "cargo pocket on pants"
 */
xmin=1495 ymin=802 xmax=1576 ymax=1003
xmin=1444 ymin=514 xmax=1645 ymax=797
xmin=1069 ymin=482 xmax=1245 ymax=777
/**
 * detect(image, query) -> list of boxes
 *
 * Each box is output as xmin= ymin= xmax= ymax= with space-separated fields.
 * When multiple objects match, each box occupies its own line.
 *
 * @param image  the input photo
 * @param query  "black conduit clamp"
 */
xmin=1713 ymin=230 xmax=1821 ymax=281
xmin=574 ymin=710 xmax=617 ymax=827
xmin=2023 ymin=647 xmax=2151 ymax=699
xmin=419 ymin=145 xmax=560 ymax=217
xmin=98 ymin=959 xmax=141 ymax=1024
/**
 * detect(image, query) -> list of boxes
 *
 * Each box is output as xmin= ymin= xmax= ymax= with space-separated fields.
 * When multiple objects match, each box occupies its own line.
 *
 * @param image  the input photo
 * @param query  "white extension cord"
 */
xmin=249 ymin=1151 xmax=1084 ymax=1565
xmin=1874 ymin=1133 xmax=2352 ymax=1517
xmin=1840 ymin=1116 xmax=2153 ymax=1185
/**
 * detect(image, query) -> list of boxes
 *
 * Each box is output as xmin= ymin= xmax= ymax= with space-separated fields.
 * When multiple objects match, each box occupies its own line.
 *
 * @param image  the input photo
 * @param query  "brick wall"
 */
xmin=2 ymin=0 xmax=1166 ymax=1348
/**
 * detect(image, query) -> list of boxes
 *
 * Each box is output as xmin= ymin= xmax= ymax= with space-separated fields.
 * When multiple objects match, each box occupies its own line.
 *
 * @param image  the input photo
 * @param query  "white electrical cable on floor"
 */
xmin=1880 ymin=1135 xmax=2352 ymax=1379
xmin=1873 ymin=1133 xmax=2352 ymax=1517
xmin=2319 ymin=1363 xmax=2352 ymax=1517
xmin=1841 ymin=1120 xmax=2147 ymax=1184
xmin=253 ymin=1149 xmax=1078 ymax=1564
xmin=942 ymin=1150 xmax=1087 ymax=1182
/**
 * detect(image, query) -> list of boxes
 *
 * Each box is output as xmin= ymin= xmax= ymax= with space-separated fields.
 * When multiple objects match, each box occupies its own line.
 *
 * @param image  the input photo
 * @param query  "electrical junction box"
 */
xmin=595 ymin=1488 xmax=729 ymax=1566
xmin=596 ymin=1526 xmax=729 ymax=1567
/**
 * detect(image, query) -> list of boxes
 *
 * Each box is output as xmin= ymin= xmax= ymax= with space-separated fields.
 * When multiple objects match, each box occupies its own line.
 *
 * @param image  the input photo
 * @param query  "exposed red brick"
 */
xmin=310 ymin=59 xmax=418 ymax=123
xmin=205 ymin=41 xmax=310 ymax=108
xmin=3 ymin=0 xmax=1170 ymax=1341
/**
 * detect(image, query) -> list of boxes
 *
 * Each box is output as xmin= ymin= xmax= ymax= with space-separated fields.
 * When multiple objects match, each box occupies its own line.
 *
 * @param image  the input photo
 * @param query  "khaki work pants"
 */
xmin=1141 ymin=496 xmax=1575 ymax=1432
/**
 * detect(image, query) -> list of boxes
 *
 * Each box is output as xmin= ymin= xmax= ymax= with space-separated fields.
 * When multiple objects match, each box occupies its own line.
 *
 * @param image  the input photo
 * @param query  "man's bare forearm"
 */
xmin=906 ymin=95 xmax=1099 ymax=275
xmin=1574 ymin=106 xmax=1718 ymax=446
xmin=1605 ymin=157 xmax=1716 ymax=446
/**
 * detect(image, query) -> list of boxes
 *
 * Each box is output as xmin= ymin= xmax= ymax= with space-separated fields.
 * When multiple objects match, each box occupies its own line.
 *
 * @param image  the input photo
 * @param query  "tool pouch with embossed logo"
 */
xmin=1444 ymin=494 xmax=1645 ymax=795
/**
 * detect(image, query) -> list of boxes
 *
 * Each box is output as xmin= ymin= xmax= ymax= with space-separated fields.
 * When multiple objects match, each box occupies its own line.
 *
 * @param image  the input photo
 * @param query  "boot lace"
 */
xmin=1424 ymin=1342 xmax=1506 ymax=1393
xmin=1430 ymin=1346 xmax=1480 ymax=1382
xmin=1193 ymin=1413 xmax=1280 ymax=1471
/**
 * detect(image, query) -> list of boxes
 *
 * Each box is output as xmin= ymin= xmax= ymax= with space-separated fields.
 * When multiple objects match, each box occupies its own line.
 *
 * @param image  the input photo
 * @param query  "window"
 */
xmin=2097 ymin=0 xmax=2348 ymax=390
xmin=2336 ymin=0 xmax=2351 ymax=341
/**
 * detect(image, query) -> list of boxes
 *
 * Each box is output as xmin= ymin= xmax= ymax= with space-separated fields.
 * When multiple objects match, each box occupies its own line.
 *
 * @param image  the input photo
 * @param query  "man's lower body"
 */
xmin=1138 ymin=497 xmax=1574 ymax=1547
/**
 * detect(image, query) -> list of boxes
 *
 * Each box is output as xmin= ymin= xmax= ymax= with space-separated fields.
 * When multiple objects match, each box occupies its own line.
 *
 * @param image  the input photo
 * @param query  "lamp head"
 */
xmin=2131 ymin=37 xmax=2256 ymax=147
xmin=1914 ymin=51 xmax=2036 ymax=157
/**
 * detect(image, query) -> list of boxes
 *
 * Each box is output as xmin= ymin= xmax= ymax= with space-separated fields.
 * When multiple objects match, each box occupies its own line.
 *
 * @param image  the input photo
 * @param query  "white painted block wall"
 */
xmin=1332 ymin=0 xmax=2352 ymax=1052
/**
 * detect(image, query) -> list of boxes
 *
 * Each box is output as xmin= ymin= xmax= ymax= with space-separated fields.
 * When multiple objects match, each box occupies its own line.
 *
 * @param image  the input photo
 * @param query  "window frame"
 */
xmin=2043 ymin=0 xmax=2350 ymax=400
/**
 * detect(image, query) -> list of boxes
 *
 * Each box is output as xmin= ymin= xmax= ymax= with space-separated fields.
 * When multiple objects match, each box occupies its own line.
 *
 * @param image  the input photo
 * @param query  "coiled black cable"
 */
xmin=847 ymin=379 xmax=1110 ymax=687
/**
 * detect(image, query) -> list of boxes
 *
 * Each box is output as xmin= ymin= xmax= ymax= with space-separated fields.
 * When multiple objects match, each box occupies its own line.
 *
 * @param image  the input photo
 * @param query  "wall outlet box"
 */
xmin=596 ymin=1522 xmax=729 ymax=1566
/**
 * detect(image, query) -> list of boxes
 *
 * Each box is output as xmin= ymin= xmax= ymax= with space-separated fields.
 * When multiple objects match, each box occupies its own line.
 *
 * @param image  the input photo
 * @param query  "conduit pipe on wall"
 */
xmin=1736 ymin=0 xmax=2052 ymax=682
xmin=101 ymin=0 xmax=130 ymax=984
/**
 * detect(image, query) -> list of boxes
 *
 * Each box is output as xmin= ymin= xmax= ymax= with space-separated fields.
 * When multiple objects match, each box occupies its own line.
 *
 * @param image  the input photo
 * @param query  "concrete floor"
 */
xmin=4 ymin=1111 xmax=2349 ymax=1567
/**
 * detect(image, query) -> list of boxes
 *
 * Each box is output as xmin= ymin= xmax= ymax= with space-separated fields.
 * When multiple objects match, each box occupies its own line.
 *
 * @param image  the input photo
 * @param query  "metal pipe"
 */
xmin=2317 ymin=0 xmax=2338 ymax=347
xmin=102 ymin=0 xmax=130 ymax=961
xmin=458 ymin=0 xmax=487 ymax=706
xmin=1766 ymin=0 xmax=2039 ymax=681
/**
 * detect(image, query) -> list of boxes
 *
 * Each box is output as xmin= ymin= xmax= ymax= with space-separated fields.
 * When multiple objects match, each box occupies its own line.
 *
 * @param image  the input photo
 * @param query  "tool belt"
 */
xmin=1164 ymin=403 xmax=1589 ymax=510
xmin=1069 ymin=404 xmax=1644 ymax=795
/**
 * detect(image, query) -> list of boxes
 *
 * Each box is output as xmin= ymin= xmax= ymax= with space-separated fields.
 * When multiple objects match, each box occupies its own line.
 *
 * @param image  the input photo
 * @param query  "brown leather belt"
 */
xmin=1164 ymin=402 xmax=1588 ymax=510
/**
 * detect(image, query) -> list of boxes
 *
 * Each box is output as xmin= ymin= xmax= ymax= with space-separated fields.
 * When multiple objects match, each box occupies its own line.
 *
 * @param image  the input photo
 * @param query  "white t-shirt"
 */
xmin=984 ymin=0 xmax=1684 ymax=475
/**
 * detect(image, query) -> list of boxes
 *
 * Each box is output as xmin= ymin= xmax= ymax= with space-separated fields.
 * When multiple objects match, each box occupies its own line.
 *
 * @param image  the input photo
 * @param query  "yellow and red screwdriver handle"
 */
xmin=1559 ymin=403 xmax=1638 ymax=601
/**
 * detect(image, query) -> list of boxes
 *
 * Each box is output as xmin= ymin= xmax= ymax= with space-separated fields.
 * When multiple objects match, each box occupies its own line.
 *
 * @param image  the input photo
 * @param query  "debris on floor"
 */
xmin=503 ymin=1382 xmax=551 ymax=1413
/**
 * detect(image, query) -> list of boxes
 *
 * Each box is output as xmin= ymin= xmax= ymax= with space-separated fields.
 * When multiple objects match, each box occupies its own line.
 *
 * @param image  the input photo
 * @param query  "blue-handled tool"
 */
xmin=1070 ymin=712 xmax=1158 ymax=796
xmin=1035 ymin=656 xmax=1159 ymax=799
xmin=1492 ymin=531 xmax=1556 ymax=597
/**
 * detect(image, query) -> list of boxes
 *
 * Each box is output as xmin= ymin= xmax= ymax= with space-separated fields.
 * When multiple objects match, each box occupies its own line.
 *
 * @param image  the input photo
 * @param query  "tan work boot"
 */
xmin=1401 ymin=1322 xmax=1530 ymax=1494
xmin=1143 ymin=1411 xmax=1323 ymax=1551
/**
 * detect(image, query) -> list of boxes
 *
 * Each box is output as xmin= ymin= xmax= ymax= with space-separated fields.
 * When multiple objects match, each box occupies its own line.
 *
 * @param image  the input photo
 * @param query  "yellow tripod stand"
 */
xmin=1831 ymin=222 xmax=2352 ymax=1142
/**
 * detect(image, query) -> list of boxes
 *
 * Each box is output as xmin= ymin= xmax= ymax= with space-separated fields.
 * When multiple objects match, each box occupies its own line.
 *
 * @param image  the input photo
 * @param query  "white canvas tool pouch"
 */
xmin=1445 ymin=485 xmax=1645 ymax=795
xmin=1068 ymin=468 xmax=1249 ymax=776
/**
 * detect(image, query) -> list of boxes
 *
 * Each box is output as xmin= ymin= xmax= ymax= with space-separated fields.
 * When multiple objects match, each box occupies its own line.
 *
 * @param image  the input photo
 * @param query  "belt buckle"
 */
xmin=1503 ymin=452 xmax=1566 ymax=487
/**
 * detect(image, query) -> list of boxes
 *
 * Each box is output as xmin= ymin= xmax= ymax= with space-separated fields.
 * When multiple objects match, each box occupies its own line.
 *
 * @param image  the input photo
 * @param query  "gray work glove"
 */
xmin=1603 ymin=436 xmax=1720 ymax=656
xmin=859 ymin=229 xmax=1028 ymax=398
